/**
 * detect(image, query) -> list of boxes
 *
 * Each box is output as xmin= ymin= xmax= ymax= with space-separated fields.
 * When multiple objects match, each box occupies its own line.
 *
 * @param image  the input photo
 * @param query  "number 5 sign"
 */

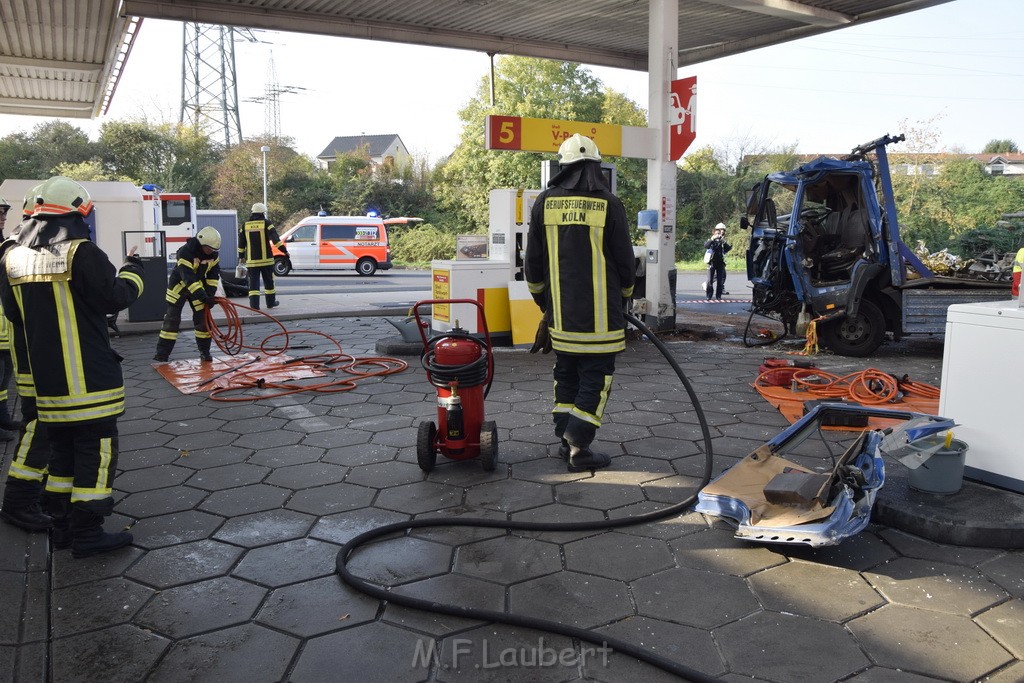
xmin=669 ymin=76 xmax=697 ymax=161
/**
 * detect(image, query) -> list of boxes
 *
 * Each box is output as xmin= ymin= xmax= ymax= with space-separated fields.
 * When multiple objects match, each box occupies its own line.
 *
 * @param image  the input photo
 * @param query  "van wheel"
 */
xmin=273 ymin=257 xmax=291 ymax=276
xmin=819 ymin=298 xmax=885 ymax=357
xmin=356 ymin=258 xmax=377 ymax=276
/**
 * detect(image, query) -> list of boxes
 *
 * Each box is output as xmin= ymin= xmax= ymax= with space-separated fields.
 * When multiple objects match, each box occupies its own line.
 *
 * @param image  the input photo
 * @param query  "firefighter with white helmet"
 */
xmin=525 ymin=134 xmax=635 ymax=473
xmin=0 ymin=177 xmax=144 ymax=557
xmin=704 ymin=222 xmax=732 ymax=300
xmin=153 ymin=226 xmax=223 ymax=363
xmin=239 ymin=202 xmax=287 ymax=309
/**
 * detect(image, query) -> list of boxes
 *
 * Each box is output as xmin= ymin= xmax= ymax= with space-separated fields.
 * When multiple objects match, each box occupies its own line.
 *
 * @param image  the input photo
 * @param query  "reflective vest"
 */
xmin=239 ymin=219 xmax=284 ymax=268
xmin=0 ymin=239 xmax=143 ymax=423
xmin=167 ymin=237 xmax=220 ymax=312
xmin=525 ymin=188 xmax=636 ymax=354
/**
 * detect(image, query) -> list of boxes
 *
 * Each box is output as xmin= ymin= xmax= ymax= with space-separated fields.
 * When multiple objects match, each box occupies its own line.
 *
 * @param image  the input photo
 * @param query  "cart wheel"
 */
xmin=479 ymin=420 xmax=497 ymax=472
xmin=417 ymin=421 xmax=437 ymax=472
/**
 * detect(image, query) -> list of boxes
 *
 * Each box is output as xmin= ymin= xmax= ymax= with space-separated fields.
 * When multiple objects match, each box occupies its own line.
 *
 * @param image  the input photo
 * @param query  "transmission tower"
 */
xmin=180 ymin=23 xmax=246 ymax=148
xmin=246 ymin=52 xmax=306 ymax=142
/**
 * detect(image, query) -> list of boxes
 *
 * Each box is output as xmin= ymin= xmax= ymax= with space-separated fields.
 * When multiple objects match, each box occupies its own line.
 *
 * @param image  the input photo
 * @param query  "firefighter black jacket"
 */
xmin=0 ymin=214 xmax=143 ymax=423
xmin=525 ymin=161 xmax=635 ymax=354
xmin=167 ymin=236 xmax=220 ymax=312
xmin=239 ymin=214 xmax=284 ymax=268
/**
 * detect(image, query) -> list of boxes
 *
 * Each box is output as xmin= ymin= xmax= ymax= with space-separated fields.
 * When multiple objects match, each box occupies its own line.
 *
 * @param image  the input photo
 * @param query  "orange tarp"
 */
xmin=154 ymin=353 xmax=328 ymax=395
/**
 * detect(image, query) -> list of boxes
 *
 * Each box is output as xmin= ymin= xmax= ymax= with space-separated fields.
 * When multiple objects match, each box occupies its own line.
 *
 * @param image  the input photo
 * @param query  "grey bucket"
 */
xmin=906 ymin=436 xmax=968 ymax=495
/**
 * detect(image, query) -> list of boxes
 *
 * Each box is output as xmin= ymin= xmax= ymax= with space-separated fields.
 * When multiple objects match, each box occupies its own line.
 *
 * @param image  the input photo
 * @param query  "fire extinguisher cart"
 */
xmin=413 ymin=299 xmax=498 ymax=472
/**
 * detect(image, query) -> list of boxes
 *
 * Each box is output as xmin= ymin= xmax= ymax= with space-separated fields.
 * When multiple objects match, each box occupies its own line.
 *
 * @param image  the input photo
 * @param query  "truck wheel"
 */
xmin=819 ymin=299 xmax=885 ymax=357
xmin=356 ymin=258 xmax=377 ymax=276
xmin=273 ymin=257 xmax=291 ymax=276
xmin=417 ymin=421 xmax=437 ymax=472
xmin=479 ymin=420 xmax=497 ymax=472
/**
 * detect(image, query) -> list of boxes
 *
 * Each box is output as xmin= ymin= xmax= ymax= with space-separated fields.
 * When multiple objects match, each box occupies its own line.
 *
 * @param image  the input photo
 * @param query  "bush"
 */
xmin=390 ymin=223 xmax=457 ymax=264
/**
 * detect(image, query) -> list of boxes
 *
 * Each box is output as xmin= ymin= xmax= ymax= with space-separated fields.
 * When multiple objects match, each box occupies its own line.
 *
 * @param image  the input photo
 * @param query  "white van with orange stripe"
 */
xmin=271 ymin=215 xmax=419 ymax=276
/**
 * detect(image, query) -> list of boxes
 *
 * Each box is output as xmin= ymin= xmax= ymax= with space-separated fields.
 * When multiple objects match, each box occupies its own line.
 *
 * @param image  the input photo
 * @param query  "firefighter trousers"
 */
xmin=43 ymin=418 xmax=119 ymax=517
xmin=247 ymin=265 xmax=277 ymax=309
xmin=156 ymin=297 xmax=211 ymax=359
xmin=551 ymin=352 xmax=617 ymax=449
xmin=2 ymin=396 xmax=51 ymax=508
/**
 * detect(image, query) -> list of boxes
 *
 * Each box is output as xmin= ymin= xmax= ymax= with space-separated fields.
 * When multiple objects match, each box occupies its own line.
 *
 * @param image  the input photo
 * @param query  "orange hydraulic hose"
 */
xmin=754 ymin=366 xmax=937 ymax=406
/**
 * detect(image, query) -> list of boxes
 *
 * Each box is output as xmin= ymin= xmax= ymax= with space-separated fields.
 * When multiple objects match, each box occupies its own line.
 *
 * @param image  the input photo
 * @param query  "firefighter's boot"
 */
xmin=249 ymin=292 xmax=260 ymax=309
xmin=70 ymin=505 xmax=132 ymax=559
xmin=266 ymin=293 xmax=279 ymax=309
xmin=567 ymin=445 xmax=612 ymax=473
xmin=43 ymin=492 xmax=72 ymax=550
xmin=558 ymin=438 xmax=570 ymax=461
xmin=0 ymin=479 xmax=52 ymax=531
xmin=197 ymin=337 xmax=213 ymax=362
xmin=153 ymin=337 xmax=175 ymax=363
xmin=0 ymin=400 xmax=22 ymax=432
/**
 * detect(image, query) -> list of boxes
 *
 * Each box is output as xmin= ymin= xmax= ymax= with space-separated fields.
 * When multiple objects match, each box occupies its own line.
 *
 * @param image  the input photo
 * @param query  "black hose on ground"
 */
xmin=336 ymin=312 xmax=716 ymax=682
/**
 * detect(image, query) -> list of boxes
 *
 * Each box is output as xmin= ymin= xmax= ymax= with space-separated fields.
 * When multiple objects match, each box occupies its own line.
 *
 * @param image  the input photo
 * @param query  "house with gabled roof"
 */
xmin=316 ymin=134 xmax=410 ymax=171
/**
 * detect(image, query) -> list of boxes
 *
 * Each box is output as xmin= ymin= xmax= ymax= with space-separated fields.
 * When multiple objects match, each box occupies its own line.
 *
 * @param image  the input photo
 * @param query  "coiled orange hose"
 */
xmin=754 ymin=366 xmax=939 ymax=406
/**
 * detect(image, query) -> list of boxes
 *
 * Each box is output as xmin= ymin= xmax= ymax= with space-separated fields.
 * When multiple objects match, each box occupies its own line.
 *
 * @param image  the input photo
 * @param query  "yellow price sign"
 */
xmin=486 ymin=115 xmax=623 ymax=157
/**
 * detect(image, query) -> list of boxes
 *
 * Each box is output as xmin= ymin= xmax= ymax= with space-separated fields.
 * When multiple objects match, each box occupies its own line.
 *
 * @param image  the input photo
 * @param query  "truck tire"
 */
xmin=356 ymin=258 xmax=377 ymax=276
xmin=273 ymin=257 xmax=291 ymax=276
xmin=819 ymin=298 xmax=885 ymax=357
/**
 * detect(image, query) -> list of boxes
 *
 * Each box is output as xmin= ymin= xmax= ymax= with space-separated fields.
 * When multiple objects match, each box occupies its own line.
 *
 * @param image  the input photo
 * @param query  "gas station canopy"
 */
xmin=1 ymin=0 xmax=952 ymax=120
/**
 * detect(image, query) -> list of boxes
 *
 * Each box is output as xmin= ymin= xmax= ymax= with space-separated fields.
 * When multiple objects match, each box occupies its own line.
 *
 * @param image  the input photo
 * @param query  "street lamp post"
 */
xmin=260 ymin=145 xmax=271 ymax=208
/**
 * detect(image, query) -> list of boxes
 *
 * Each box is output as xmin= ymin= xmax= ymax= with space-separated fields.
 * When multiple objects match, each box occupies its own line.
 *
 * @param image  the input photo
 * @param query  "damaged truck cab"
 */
xmin=743 ymin=133 xmax=1010 ymax=356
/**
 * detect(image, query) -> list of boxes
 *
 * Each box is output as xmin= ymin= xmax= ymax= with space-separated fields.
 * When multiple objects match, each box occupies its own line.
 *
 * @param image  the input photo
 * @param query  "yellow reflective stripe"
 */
xmin=550 ymin=329 xmax=624 ymax=342
xmin=545 ymin=224 xmax=561 ymax=329
xmin=570 ymin=406 xmax=602 ymax=428
xmin=551 ymin=339 xmax=625 ymax=354
xmin=590 ymin=225 xmax=606 ymax=332
xmin=195 ymin=330 xmax=212 ymax=339
xmin=552 ymin=403 xmax=573 ymax=414
xmin=207 ymin=256 xmax=220 ymax=268
xmin=0 ymin=388 xmax=6 ymax=402
xmin=8 ymin=463 xmax=46 ymax=481
xmin=205 ymin=279 xmax=219 ymax=287
xmin=178 ymin=258 xmax=196 ymax=269
xmin=38 ymin=401 xmax=125 ymax=423
xmin=119 ymin=270 xmax=143 ymax=294
xmin=187 ymin=282 xmax=203 ymax=292
xmin=14 ymin=419 xmax=37 ymax=464
xmin=621 ymin=286 xmax=634 ymax=297
xmin=53 ymin=281 xmax=86 ymax=396
xmin=96 ymin=437 xmax=112 ymax=492
xmin=527 ymin=281 xmax=546 ymax=294
xmin=264 ymin=288 xmax=276 ymax=295
xmin=72 ymin=488 xmax=113 ymax=502
xmin=159 ymin=331 xmax=178 ymax=341
xmin=595 ymin=374 xmax=613 ymax=421
xmin=37 ymin=387 xmax=124 ymax=407
xmin=45 ymin=476 xmax=73 ymax=493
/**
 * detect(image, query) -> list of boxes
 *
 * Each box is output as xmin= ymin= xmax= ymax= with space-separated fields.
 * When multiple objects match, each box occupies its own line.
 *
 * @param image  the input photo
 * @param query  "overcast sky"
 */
xmin=0 ymin=0 xmax=1020 ymax=165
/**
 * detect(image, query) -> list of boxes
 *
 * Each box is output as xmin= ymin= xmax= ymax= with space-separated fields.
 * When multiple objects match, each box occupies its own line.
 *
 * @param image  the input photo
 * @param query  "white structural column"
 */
xmin=644 ymin=0 xmax=679 ymax=331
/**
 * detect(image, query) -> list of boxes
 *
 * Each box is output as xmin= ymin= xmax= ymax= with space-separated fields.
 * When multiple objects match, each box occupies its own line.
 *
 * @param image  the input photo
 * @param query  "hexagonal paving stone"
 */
xmin=590 ymin=616 xmax=727 ymax=682
xmin=51 ymin=624 xmax=169 ymax=683
xmin=670 ymin=528 xmax=787 ymax=577
xmin=232 ymin=538 xmax=340 ymax=588
xmin=979 ymin=553 xmax=1024 ymax=599
xmin=134 ymin=576 xmax=267 ymax=638
xmin=878 ymin=528 xmax=1003 ymax=568
xmin=291 ymin=622 xmax=430 ymax=683
xmin=322 ymin=442 xmax=397 ymax=467
xmin=186 ymin=463 xmax=270 ymax=491
xmin=509 ymin=571 xmax=632 ymax=628
xmin=632 ymin=567 xmax=760 ymax=629
xmin=198 ymin=483 xmax=291 ymax=516
xmin=842 ymin=668 xmax=943 ymax=682
xmin=157 ymin=417 xmax=228 ymax=436
xmin=344 ymin=536 xmax=452 ymax=587
xmin=116 ymin=486 xmax=208 ymax=519
xmin=51 ymin=577 xmax=154 ymax=637
xmin=165 ymin=430 xmax=240 ymax=450
xmin=434 ymin=624 xmax=576 ymax=683
xmin=454 ymin=536 xmax=562 ymax=584
xmin=410 ymin=506 xmax=508 ymax=546
xmin=247 ymin=444 xmax=325 ymax=468
xmin=213 ymin=509 xmax=315 ymax=548
xmin=512 ymin=457 xmax=592 ymax=485
xmin=284 ymin=481 xmax=376 ymax=516
xmin=171 ymin=445 xmax=251 ymax=470
xmin=847 ymin=604 xmax=1013 ymax=681
xmin=463 ymin=479 xmax=553 ymax=513
xmin=375 ymin=481 xmax=464 ymax=515
xmin=617 ymin=510 xmax=708 ymax=541
xmin=257 ymin=574 xmax=379 ymax=637
xmin=976 ymin=599 xmax=1024 ymax=658
xmin=147 ymin=623 xmax=298 ymax=683
xmin=344 ymin=460 xmax=425 ymax=488
xmin=126 ymin=539 xmax=243 ymax=589
xmin=130 ymin=510 xmax=224 ymax=550
xmin=302 ymin=428 xmax=374 ymax=449
xmin=310 ymin=507 xmax=411 ymax=545
xmin=281 ymin=414 xmax=351 ymax=434
xmin=220 ymin=415 xmax=290 ymax=435
xmin=748 ymin=560 xmax=885 ymax=622
xmin=117 ymin=447 xmax=183 ymax=470
xmin=51 ymin=547 xmax=145 ymax=589
xmin=510 ymin=504 xmax=606 ymax=544
xmin=642 ymin=474 xmax=704 ymax=504
xmin=115 ymin=464 xmax=193 ymax=493
xmin=777 ymin=529 xmax=898 ymax=572
xmin=556 ymin=477 xmax=647 ymax=510
xmin=263 ymin=462 xmax=348 ymax=489
xmin=231 ymin=429 xmax=304 ymax=450
xmin=564 ymin=532 xmax=674 ymax=581
xmin=716 ymin=611 xmax=870 ymax=682
xmin=385 ymin=573 xmax=507 ymax=636
xmin=864 ymin=557 xmax=1008 ymax=615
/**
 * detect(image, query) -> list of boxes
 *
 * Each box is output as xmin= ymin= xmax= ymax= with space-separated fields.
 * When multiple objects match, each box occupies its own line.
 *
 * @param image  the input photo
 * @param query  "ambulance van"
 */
xmin=271 ymin=215 xmax=417 ymax=276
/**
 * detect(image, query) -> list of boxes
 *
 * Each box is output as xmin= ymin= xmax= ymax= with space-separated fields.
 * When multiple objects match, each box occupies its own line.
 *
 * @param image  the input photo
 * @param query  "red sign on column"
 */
xmin=669 ymin=76 xmax=697 ymax=161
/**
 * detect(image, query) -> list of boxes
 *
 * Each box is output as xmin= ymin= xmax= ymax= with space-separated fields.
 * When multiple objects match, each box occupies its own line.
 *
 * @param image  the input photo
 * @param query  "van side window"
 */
xmin=322 ymin=225 xmax=357 ymax=241
xmin=291 ymin=225 xmax=316 ymax=242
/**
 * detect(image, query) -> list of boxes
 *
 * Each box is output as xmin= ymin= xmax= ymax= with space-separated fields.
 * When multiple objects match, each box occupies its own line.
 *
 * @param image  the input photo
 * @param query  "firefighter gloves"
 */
xmin=530 ymin=317 xmax=552 ymax=354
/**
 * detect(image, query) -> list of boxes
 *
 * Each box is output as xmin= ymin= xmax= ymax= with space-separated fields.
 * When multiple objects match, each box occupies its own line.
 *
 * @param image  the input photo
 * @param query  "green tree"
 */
xmin=0 ymin=121 xmax=98 ymax=181
xmin=982 ymin=139 xmax=1019 ymax=154
xmin=51 ymin=160 xmax=133 ymax=182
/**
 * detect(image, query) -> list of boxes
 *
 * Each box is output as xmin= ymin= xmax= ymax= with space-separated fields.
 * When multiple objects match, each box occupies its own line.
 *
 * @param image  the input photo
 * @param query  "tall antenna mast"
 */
xmin=180 ymin=23 xmax=244 ymax=148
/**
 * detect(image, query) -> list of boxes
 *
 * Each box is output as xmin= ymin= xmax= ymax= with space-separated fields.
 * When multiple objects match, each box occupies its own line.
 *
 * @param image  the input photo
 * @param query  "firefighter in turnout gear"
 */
xmin=239 ymin=202 xmax=287 ymax=309
xmin=154 ymin=226 xmax=222 ymax=362
xmin=0 ymin=195 xmax=18 ymax=435
xmin=525 ymin=134 xmax=635 ymax=473
xmin=0 ymin=177 xmax=144 ymax=557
